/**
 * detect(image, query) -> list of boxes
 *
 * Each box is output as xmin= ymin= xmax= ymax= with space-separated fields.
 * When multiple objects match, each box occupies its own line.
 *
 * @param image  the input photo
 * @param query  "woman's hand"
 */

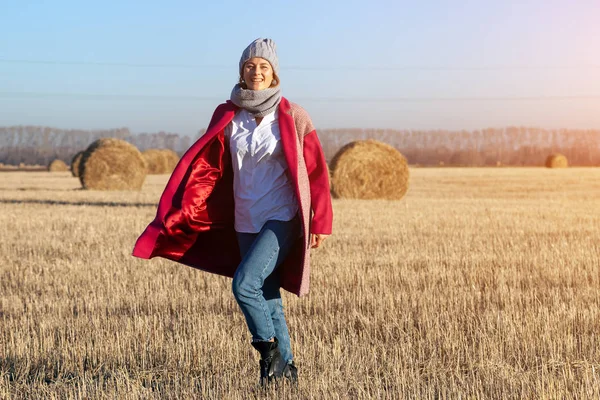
xmin=310 ymin=233 xmax=329 ymax=249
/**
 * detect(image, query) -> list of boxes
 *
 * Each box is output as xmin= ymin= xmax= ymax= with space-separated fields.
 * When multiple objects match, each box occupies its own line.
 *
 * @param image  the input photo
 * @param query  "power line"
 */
xmin=0 ymin=92 xmax=221 ymax=101
xmin=0 ymin=59 xmax=229 ymax=70
xmin=300 ymin=95 xmax=600 ymax=102
xmin=0 ymin=91 xmax=599 ymax=102
xmin=1 ymin=58 xmax=600 ymax=71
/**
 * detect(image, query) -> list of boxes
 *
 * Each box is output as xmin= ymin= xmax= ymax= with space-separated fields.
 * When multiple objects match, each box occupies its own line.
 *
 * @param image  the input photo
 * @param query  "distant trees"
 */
xmin=0 ymin=125 xmax=599 ymax=167
xmin=0 ymin=126 xmax=190 ymax=166
xmin=317 ymin=126 xmax=600 ymax=166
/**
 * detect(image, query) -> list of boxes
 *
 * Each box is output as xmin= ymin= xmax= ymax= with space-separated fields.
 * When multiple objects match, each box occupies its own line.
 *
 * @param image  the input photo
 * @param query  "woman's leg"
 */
xmin=263 ymin=273 xmax=293 ymax=363
xmin=233 ymin=216 xmax=300 ymax=363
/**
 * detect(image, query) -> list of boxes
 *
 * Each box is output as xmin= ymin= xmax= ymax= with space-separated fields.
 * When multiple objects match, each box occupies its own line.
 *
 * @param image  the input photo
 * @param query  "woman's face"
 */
xmin=242 ymin=57 xmax=274 ymax=90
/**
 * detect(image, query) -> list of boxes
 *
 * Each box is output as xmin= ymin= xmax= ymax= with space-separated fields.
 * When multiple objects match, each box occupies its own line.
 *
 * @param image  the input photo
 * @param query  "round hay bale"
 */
xmin=48 ymin=159 xmax=69 ymax=172
xmin=142 ymin=149 xmax=170 ymax=174
xmin=330 ymin=140 xmax=409 ymax=200
xmin=71 ymin=151 xmax=84 ymax=177
xmin=79 ymin=138 xmax=146 ymax=190
xmin=161 ymin=149 xmax=180 ymax=173
xmin=545 ymin=153 xmax=568 ymax=168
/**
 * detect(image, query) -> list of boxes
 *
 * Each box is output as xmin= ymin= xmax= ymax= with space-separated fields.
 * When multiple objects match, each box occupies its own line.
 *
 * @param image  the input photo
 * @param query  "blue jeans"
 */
xmin=232 ymin=215 xmax=301 ymax=364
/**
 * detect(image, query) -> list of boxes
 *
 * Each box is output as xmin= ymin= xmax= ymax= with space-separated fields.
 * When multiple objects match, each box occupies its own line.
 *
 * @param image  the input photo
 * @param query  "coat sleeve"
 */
xmin=303 ymin=130 xmax=333 ymax=235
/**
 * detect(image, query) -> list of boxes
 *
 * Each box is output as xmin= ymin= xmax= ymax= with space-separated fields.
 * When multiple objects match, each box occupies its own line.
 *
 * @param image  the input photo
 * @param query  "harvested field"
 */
xmin=1 ymin=168 xmax=599 ymax=399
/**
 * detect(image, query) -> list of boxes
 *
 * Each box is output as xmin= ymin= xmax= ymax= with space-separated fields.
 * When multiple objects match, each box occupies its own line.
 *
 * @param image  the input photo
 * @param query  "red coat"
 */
xmin=132 ymin=97 xmax=333 ymax=296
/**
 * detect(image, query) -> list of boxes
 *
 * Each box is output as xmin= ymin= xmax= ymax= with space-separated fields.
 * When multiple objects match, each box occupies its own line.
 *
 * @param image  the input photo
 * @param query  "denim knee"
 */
xmin=232 ymin=273 xmax=257 ymax=301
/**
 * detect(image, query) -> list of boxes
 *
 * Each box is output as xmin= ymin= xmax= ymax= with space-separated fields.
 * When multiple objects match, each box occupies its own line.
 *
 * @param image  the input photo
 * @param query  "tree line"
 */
xmin=0 ymin=126 xmax=191 ymax=166
xmin=0 ymin=125 xmax=599 ymax=167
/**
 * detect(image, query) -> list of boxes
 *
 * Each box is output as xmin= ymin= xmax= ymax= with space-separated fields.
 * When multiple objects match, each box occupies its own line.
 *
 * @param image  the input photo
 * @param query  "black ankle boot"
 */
xmin=251 ymin=337 xmax=286 ymax=386
xmin=283 ymin=361 xmax=298 ymax=384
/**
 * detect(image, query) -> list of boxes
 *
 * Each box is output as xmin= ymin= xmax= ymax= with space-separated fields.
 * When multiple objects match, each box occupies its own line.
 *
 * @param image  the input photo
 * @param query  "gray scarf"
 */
xmin=230 ymin=84 xmax=281 ymax=117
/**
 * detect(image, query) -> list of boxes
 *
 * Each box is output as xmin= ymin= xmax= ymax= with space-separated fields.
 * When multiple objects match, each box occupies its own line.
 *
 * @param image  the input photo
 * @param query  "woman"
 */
xmin=132 ymin=38 xmax=332 ymax=386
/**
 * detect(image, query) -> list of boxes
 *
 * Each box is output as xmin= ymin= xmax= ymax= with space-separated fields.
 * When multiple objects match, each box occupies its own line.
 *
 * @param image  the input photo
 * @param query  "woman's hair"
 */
xmin=239 ymin=72 xmax=280 ymax=89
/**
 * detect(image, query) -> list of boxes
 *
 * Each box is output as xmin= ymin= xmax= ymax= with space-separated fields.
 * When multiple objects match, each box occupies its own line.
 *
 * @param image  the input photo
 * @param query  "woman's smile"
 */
xmin=243 ymin=57 xmax=274 ymax=90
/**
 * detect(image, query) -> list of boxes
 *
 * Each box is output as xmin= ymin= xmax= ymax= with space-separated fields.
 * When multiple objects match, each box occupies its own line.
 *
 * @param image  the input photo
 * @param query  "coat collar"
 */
xmin=218 ymin=96 xmax=299 ymax=203
xmin=189 ymin=97 xmax=298 ymax=193
xmin=276 ymin=97 xmax=299 ymax=195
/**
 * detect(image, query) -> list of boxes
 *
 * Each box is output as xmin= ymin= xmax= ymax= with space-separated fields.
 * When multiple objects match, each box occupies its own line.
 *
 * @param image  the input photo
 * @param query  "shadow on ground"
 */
xmin=0 ymin=199 xmax=157 ymax=208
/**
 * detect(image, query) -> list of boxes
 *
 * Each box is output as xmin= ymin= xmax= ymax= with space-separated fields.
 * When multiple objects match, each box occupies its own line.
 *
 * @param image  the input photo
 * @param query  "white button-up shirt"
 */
xmin=225 ymin=109 xmax=299 ymax=233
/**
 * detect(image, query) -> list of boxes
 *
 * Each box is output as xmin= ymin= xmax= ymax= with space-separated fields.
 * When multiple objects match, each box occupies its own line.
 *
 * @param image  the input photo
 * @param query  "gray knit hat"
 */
xmin=239 ymin=38 xmax=279 ymax=76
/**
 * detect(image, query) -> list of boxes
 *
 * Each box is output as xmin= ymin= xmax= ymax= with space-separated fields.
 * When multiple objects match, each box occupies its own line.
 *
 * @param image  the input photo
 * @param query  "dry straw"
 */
xmin=545 ymin=153 xmax=568 ymax=168
xmin=142 ymin=149 xmax=169 ymax=174
xmin=48 ymin=159 xmax=69 ymax=172
xmin=330 ymin=139 xmax=410 ymax=200
xmin=142 ymin=149 xmax=180 ymax=174
xmin=162 ymin=149 xmax=180 ymax=173
xmin=70 ymin=151 xmax=84 ymax=177
xmin=79 ymin=138 xmax=147 ymax=190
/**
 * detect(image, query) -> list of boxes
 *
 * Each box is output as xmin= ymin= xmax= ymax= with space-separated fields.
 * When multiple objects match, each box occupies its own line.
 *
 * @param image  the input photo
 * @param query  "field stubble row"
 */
xmin=0 ymin=168 xmax=599 ymax=399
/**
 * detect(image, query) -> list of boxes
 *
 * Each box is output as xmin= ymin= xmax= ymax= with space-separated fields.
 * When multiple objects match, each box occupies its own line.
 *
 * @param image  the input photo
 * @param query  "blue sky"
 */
xmin=1 ymin=0 xmax=599 ymax=136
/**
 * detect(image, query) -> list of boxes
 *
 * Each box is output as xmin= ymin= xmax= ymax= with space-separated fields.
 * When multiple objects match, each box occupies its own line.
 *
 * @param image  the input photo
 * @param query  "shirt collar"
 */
xmin=241 ymin=108 xmax=278 ymax=124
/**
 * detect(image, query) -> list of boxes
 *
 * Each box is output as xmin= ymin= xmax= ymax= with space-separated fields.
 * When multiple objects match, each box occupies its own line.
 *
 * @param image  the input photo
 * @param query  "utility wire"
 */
xmin=1 ymin=58 xmax=600 ymax=71
xmin=0 ymin=91 xmax=599 ymax=102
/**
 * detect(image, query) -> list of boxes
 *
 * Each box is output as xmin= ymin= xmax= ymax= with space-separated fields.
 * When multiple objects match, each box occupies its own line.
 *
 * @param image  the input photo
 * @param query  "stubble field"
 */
xmin=1 ymin=168 xmax=599 ymax=399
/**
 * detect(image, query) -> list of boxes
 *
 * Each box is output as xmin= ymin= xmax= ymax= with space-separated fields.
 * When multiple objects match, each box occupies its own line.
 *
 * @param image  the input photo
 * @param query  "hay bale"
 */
xmin=161 ymin=149 xmax=180 ymax=173
xmin=48 ymin=159 xmax=69 ymax=172
xmin=79 ymin=138 xmax=146 ymax=190
xmin=545 ymin=153 xmax=568 ymax=168
xmin=71 ymin=151 xmax=84 ymax=177
xmin=142 ymin=149 xmax=180 ymax=174
xmin=142 ymin=149 xmax=169 ymax=174
xmin=330 ymin=140 xmax=409 ymax=200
